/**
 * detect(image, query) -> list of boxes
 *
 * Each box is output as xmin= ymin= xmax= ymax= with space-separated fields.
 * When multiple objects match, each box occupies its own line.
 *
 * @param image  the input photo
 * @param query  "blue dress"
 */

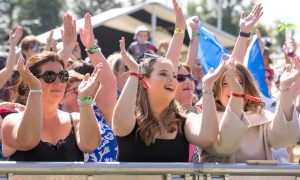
xmin=0 ymin=144 xmax=8 ymax=161
xmin=84 ymin=105 xmax=118 ymax=162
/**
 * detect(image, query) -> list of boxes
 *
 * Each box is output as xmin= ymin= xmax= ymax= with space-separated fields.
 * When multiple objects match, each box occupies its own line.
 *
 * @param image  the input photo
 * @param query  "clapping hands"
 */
xmin=17 ymin=56 xmax=41 ymax=90
xmin=202 ymin=57 xmax=226 ymax=90
xmin=280 ymin=56 xmax=300 ymax=89
xmin=77 ymin=63 xmax=102 ymax=97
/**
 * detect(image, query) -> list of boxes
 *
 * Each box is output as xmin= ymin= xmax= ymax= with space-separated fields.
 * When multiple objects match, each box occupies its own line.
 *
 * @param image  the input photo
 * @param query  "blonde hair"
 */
xmin=107 ymin=52 xmax=134 ymax=73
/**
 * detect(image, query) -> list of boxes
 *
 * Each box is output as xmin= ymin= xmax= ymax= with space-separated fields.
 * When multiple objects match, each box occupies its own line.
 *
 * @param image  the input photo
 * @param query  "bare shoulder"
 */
xmin=58 ymin=111 xmax=80 ymax=125
xmin=2 ymin=112 xmax=22 ymax=125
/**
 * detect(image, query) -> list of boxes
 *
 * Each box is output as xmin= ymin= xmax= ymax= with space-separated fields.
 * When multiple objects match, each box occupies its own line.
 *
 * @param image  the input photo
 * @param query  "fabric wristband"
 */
xmin=192 ymin=31 xmax=199 ymax=37
xmin=86 ymin=44 xmax=101 ymax=54
xmin=174 ymin=28 xmax=185 ymax=35
xmin=77 ymin=96 xmax=93 ymax=106
xmin=129 ymin=72 xmax=151 ymax=89
xmin=239 ymin=31 xmax=250 ymax=38
xmin=231 ymin=92 xmax=260 ymax=103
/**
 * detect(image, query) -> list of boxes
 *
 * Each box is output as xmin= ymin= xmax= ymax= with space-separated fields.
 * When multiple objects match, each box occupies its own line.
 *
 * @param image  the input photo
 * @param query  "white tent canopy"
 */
xmin=37 ymin=1 xmax=236 ymax=58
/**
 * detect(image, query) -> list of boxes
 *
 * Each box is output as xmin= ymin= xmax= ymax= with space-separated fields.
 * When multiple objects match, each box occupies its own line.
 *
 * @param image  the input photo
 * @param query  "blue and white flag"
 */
xmin=187 ymin=18 xmax=229 ymax=74
xmin=244 ymin=35 xmax=270 ymax=98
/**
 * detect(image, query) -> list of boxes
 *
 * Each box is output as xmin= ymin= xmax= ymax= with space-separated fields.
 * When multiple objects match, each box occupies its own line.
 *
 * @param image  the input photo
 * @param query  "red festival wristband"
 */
xmin=231 ymin=93 xmax=261 ymax=103
xmin=129 ymin=72 xmax=151 ymax=89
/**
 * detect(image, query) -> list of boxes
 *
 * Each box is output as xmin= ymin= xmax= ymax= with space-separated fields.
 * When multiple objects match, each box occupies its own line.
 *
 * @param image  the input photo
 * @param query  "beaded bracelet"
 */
xmin=201 ymin=90 xmax=213 ymax=95
xmin=29 ymin=89 xmax=43 ymax=94
xmin=279 ymin=87 xmax=290 ymax=92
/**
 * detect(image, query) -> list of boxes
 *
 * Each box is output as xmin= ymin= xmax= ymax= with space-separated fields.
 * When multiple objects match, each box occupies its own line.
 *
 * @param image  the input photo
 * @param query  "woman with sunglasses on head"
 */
xmin=1 ymin=51 xmax=101 ymax=161
xmin=114 ymin=34 xmax=219 ymax=162
xmin=200 ymin=58 xmax=300 ymax=163
xmin=114 ymin=0 xmax=218 ymax=162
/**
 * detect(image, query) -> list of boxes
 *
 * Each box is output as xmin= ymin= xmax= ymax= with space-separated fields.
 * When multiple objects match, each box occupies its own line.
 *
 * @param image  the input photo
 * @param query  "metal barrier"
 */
xmin=0 ymin=162 xmax=299 ymax=180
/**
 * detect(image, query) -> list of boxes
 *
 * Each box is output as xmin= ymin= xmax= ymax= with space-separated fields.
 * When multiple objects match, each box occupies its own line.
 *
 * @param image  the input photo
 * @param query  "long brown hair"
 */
xmin=136 ymin=57 xmax=187 ymax=146
xmin=213 ymin=61 xmax=264 ymax=112
xmin=13 ymin=51 xmax=65 ymax=105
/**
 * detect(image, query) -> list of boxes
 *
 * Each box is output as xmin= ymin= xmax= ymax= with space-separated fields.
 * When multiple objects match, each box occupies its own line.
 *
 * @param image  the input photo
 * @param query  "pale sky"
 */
xmin=120 ymin=0 xmax=300 ymax=40
xmin=257 ymin=0 xmax=300 ymax=41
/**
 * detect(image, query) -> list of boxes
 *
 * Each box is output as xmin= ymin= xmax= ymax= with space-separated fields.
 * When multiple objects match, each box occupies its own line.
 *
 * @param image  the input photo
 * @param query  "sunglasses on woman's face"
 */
xmin=36 ymin=70 xmax=69 ymax=84
xmin=177 ymin=74 xmax=194 ymax=82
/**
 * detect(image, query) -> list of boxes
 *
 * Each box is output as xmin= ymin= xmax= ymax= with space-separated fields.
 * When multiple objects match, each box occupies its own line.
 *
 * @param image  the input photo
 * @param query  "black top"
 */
xmin=9 ymin=114 xmax=83 ymax=162
xmin=117 ymin=123 xmax=189 ymax=162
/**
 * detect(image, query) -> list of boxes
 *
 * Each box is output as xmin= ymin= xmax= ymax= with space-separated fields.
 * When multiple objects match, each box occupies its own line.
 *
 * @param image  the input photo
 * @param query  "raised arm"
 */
xmin=75 ymin=64 xmax=102 ymax=152
xmin=2 ymin=57 xmax=42 ymax=155
xmin=231 ymin=4 xmax=263 ymax=63
xmin=278 ymin=59 xmax=300 ymax=121
xmin=291 ymin=56 xmax=300 ymax=99
xmin=44 ymin=30 xmax=54 ymax=51
xmin=185 ymin=58 xmax=226 ymax=148
xmin=283 ymin=37 xmax=297 ymax=65
xmin=267 ymin=59 xmax=300 ymax=149
xmin=112 ymin=37 xmax=139 ymax=136
xmin=0 ymin=26 xmax=23 ymax=89
xmin=185 ymin=16 xmax=199 ymax=69
xmin=204 ymin=60 xmax=249 ymax=156
xmin=165 ymin=0 xmax=186 ymax=72
xmin=57 ymin=14 xmax=77 ymax=66
xmin=79 ymin=13 xmax=117 ymax=125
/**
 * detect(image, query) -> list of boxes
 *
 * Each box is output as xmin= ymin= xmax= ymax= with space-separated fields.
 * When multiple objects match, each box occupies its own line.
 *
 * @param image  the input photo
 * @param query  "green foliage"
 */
xmin=0 ymin=0 xmax=65 ymax=35
xmin=278 ymin=22 xmax=296 ymax=32
xmin=17 ymin=0 xmax=66 ymax=34
xmin=71 ymin=0 xmax=122 ymax=18
xmin=187 ymin=0 xmax=254 ymax=36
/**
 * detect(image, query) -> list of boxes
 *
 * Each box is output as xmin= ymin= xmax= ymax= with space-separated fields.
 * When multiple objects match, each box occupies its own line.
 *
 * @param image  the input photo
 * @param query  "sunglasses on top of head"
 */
xmin=30 ymin=45 xmax=42 ymax=52
xmin=177 ymin=74 xmax=194 ymax=82
xmin=36 ymin=70 xmax=69 ymax=84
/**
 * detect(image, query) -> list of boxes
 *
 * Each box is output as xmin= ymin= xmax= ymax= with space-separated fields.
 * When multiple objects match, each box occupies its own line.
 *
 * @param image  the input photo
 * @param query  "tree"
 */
xmin=0 ymin=0 xmax=18 ymax=29
xmin=71 ymin=0 xmax=122 ymax=18
xmin=16 ymin=0 xmax=66 ymax=35
xmin=188 ymin=0 xmax=255 ymax=36
xmin=0 ymin=0 xmax=65 ymax=35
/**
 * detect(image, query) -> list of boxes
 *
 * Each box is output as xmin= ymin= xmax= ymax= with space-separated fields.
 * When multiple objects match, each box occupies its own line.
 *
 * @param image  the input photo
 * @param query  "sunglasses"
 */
xmin=30 ymin=45 xmax=42 ymax=52
xmin=36 ymin=70 xmax=69 ymax=84
xmin=177 ymin=74 xmax=194 ymax=82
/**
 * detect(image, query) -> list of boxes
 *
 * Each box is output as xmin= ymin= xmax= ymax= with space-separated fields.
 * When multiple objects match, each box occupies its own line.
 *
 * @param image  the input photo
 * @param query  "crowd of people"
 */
xmin=0 ymin=0 xmax=299 ymax=163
